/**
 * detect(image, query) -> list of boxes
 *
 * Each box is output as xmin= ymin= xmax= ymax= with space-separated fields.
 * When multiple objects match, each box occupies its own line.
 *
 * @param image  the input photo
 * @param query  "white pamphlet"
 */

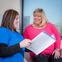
xmin=26 ymin=31 xmax=56 ymax=55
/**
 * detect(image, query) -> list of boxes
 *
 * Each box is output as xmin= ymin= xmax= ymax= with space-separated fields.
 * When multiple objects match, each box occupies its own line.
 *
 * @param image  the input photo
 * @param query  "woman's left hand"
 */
xmin=53 ymin=50 xmax=60 ymax=59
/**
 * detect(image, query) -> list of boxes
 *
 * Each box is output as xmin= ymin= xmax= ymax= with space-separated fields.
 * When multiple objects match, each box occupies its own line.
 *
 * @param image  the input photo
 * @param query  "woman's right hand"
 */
xmin=19 ymin=39 xmax=32 ymax=48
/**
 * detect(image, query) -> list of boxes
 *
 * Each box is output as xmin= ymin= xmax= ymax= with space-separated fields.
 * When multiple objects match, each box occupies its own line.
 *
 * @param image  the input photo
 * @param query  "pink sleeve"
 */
xmin=49 ymin=23 xmax=61 ymax=50
xmin=23 ymin=28 xmax=29 ymax=39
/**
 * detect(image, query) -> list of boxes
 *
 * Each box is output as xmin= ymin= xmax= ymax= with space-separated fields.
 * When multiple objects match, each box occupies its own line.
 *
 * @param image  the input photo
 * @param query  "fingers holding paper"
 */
xmin=19 ymin=39 xmax=32 ymax=48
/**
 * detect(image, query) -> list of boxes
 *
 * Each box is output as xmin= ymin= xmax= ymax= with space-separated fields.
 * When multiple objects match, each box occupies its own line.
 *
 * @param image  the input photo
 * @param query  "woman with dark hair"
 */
xmin=0 ymin=9 xmax=32 ymax=62
xmin=23 ymin=8 xmax=61 ymax=62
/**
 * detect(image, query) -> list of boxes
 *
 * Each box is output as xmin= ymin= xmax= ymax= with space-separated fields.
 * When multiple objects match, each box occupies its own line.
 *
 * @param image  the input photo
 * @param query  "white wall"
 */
xmin=0 ymin=0 xmax=21 ymax=15
xmin=0 ymin=0 xmax=22 ymax=28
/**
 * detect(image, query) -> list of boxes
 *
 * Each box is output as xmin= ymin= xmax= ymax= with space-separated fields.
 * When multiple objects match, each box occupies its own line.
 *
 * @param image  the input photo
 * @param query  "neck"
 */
xmin=33 ymin=23 xmax=42 ymax=28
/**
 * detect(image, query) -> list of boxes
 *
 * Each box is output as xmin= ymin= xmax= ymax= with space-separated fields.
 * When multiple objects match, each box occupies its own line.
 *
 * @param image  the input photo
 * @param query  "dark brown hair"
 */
xmin=1 ymin=9 xmax=19 ymax=31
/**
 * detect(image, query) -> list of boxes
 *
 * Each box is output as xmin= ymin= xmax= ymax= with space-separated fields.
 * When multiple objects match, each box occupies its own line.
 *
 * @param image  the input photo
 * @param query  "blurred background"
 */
xmin=23 ymin=0 xmax=62 ymax=35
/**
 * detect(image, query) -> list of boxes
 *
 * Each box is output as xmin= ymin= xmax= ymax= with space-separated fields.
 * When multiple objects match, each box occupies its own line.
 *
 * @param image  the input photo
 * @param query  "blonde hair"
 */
xmin=33 ymin=8 xmax=48 ymax=26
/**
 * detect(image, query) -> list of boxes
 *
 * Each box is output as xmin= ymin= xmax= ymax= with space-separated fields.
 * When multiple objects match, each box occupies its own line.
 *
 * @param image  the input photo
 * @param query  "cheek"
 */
xmin=34 ymin=17 xmax=37 ymax=21
xmin=14 ymin=21 xmax=19 ymax=27
xmin=34 ymin=17 xmax=39 ymax=21
xmin=16 ymin=19 xmax=19 ymax=24
xmin=34 ymin=17 xmax=42 ymax=21
xmin=16 ymin=21 xmax=19 ymax=25
xmin=38 ymin=17 xmax=42 ymax=20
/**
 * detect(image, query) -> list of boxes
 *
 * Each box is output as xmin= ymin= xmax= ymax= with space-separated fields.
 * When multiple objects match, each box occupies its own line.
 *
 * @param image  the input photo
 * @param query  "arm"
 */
xmin=0 ymin=43 xmax=21 ymax=57
xmin=0 ymin=28 xmax=32 ymax=57
xmin=49 ymin=23 xmax=61 ymax=59
xmin=0 ymin=39 xmax=32 ymax=57
xmin=50 ymin=23 xmax=61 ymax=50
xmin=0 ymin=28 xmax=21 ymax=57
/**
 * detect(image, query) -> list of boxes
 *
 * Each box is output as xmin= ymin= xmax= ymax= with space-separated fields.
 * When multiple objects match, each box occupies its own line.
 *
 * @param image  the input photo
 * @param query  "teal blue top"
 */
xmin=0 ymin=27 xmax=25 ymax=62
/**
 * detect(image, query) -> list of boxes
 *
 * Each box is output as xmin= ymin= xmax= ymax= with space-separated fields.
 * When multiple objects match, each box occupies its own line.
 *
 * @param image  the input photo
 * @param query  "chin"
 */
xmin=35 ymin=23 xmax=40 ymax=25
xmin=14 ymin=27 xmax=17 ymax=30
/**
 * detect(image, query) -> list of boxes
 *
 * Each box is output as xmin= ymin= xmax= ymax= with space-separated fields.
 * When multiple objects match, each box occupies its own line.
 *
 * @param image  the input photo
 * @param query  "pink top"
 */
xmin=23 ymin=22 xmax=61 ymax=58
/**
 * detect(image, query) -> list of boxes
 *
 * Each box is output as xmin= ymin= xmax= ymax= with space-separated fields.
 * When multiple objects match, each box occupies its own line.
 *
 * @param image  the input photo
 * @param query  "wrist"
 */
xmin=55 ymin=48 xmax=60 ymax=51
xmin=19 ymin=43 xmax=23 ymax=48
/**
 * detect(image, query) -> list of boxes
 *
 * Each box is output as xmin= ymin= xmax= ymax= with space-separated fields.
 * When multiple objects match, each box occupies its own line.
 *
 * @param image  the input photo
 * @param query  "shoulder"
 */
xmin=0 ymin=27 xmax=13 ymax=37
xmin=0 ymin=27 xmax=6 ymax=30
xmin=25 ymin=24 xmax=32 ymax=30
xmin=47 ymin=22 xmax=58 ymax=32
xmin=26 ymin=24 xmax=32 ymax=29
xmin=47 ymin=22 xmax=54 ymax=25
xmin=47 ymin=22 xmax=55 ymax=27
xmin=0 ymin=27 xmax=11 ymax=32
xmin=0 ymin=27 xmax=12 ymax=36
xmin=0 ymin=27 xmax=7 ymax=33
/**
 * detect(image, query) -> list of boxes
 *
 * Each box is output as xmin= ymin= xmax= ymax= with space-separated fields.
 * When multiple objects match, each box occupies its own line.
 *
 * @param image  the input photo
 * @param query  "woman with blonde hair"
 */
xmin=23 ymin=8 xmax=61 ymax=62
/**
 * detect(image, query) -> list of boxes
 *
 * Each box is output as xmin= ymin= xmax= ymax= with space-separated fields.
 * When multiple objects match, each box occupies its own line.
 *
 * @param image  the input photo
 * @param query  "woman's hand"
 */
xmin=53 ymin=50 xmax=60 ymax=59
xmin=19 ymin=39 xmax=32 ymax=48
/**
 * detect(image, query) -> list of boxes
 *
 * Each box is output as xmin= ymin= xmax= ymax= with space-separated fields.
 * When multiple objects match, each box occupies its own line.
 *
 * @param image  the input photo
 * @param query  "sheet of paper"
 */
xmin=26 ymin=31 xmax=56 ymax=55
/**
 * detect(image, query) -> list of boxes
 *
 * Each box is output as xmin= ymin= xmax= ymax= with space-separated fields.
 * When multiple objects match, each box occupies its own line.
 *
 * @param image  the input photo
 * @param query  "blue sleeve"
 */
xmin=0 ymin=27 xmax=9 ymax=44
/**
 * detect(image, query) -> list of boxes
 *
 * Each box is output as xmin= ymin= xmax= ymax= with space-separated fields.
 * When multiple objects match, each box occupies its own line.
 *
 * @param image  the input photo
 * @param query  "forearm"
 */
xmin=54 ymin=35 xmax=61 ymax=50
xmin=0 ymin=43 xmax=21 ymax=57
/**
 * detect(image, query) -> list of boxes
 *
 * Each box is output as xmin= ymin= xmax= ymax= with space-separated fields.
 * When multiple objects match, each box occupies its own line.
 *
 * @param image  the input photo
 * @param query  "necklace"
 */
xmin=33 ymin=23 xmax=46 ymax=29
xmin=33 ymin=24 xmax=42 ymax=29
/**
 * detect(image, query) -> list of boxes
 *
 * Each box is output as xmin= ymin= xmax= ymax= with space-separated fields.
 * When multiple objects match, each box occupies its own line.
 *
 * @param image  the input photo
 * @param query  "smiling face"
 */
xmin=33 ymin=12 xmax=42 ymax=25
xmin=33 ymin=8 xmax=48 ymax=27
xmin=13 ymin=15 xmax=19 ymax=29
